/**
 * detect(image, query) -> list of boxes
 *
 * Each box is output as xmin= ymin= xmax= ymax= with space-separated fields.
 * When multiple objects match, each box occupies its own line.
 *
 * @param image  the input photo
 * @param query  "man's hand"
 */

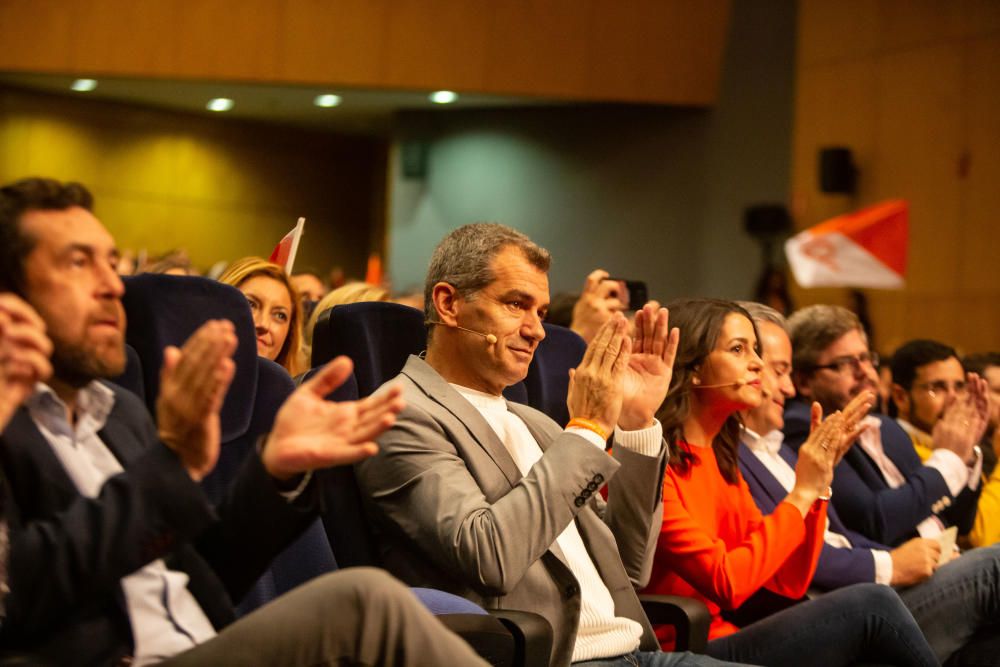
xmin=889 ymin=537 xmax=940 ymax=586
xmin=0 ymin=294 xmax=53 ymax=432
xmin=618 ymin=304 xmax=679 ymax=431
xmin=570 ymin=269 xmax=625 ymax=344
xmin=933 ymin=373 xmax=989 ymax=462
xmin=157 ymin=320 xmax=237 ymax=481
xmin=261 ymin=356 xmax=405 ymax=480
xmin=566 ymin=313 xmax=630 ymax=436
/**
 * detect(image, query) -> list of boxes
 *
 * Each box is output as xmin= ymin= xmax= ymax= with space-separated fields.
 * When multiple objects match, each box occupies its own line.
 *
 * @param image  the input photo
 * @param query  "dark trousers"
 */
xmin=706 ymin=584 xmax=938 ymax=667
xmin=161 ymin=568 xmax=489 ymax=667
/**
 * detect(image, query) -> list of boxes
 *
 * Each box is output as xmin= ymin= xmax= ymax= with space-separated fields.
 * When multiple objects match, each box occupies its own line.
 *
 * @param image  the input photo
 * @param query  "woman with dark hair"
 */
xmin=645 ymin=298 xmax=937 ymax=667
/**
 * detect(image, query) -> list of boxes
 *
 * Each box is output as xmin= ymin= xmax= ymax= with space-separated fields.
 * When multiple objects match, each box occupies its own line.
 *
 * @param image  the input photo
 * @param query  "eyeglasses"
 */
xmin=913 ymin=380 xmax=967 ymax=398
xmin=811 ymin=352 xmax=879 ymax=375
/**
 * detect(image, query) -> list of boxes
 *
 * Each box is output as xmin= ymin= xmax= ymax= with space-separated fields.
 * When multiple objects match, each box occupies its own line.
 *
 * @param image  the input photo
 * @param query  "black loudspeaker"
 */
xmin=401 ymin=141 xmax=429 ymax=180
xmin=819 ymin=147 xmax=857 ymax=194
xmin=743 ymin=204 xmax=791 ymax=240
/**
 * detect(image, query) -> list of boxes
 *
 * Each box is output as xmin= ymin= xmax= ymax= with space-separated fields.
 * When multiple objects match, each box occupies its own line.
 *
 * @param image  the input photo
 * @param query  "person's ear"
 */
xmin=890 ymin=383 xmax=911 ymax=417
xmin=431 ymin=282 xmax=460 ymax=326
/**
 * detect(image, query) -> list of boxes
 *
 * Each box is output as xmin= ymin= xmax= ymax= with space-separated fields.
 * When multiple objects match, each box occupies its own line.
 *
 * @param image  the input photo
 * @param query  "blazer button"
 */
xmin=594 ymin=473 xmax=605 ymax=484
xmin=581 ymin=488 xmax=592 ymax=498
xmin=586 ymin=481 xmax=599 ymax=492
xmin=565 ymin=584 xmax=580 ymax=597
xmin=574 ymin=497 xmax=586 ymax=507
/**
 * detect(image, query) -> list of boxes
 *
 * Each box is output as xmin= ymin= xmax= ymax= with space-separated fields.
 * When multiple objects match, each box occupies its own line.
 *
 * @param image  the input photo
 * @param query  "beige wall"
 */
xmin=0 ymin=0 xmax=730 ymax=106
xmin=790 ymin=0 xmax=1000 ymax=354
xmin=0 ymin=87 xmax=384 ymax=276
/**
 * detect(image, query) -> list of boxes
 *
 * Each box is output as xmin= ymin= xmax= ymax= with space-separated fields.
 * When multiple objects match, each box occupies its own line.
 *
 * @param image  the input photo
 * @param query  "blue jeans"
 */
xmin=897 ymin=544 xmax=1000 ymax=665
xmin=573 ymin=650 xmax=744 ymax=666
xmin=705 ymin=584 xmax=938 ymax=667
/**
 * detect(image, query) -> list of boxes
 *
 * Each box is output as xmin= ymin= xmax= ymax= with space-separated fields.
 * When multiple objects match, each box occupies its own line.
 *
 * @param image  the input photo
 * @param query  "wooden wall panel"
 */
xmin=276 ymin=0 xmax=387 ymax=85
xmin=0 ymin=0 xmax=731 ymax=106
xmin=382 ymin=0 xmax=490 ymax=91
xmin=962 ymin=37 xmax=1000 ymax=292
xmin=872 ymin=45 xmax=963 ymax=294
xmin=70 ymin=0 xmax=178 ymax=76
xmin=791 ymin=0 xmax=1000 ymax=353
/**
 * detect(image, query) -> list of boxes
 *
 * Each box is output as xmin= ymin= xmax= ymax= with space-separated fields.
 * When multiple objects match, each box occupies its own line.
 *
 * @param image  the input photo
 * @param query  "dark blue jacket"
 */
xmin=782 ymin=400 xmax=979 ymax=547
xmin=738 ymin=440 xmax=888 ymax=591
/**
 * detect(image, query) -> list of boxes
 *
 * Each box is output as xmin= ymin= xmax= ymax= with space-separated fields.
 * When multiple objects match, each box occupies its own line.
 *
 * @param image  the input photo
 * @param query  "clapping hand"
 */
xmin=0 ymin=294 xmax=53 ymax=432
xmin=261 ymin=357 xmax=405 ymax=480
xmin=618 ymin=304 xmax=679 ymax=431
xmin=933 ymin=373 xmax=990 ymax=462
xmin=157 ymin=320 xmax=237 ymax=481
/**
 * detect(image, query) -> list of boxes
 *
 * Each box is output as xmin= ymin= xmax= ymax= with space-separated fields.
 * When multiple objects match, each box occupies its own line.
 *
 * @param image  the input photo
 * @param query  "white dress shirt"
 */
xmin=26 ymin=382 xmax=216 ymax=665
xmin=452 ymin=385 xmax=660 ymax=662
xmin=741 ymin=427 xmax=893 ymax=585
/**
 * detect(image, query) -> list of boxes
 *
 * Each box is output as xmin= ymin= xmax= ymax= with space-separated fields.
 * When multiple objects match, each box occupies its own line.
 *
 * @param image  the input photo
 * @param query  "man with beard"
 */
xmin=737 ymin=303 xmax=1000 ymax=665
xmin=0 ymin=177 xmax=490 ymax=666
xmin=782 ymin=305 xmax=989 ymax=549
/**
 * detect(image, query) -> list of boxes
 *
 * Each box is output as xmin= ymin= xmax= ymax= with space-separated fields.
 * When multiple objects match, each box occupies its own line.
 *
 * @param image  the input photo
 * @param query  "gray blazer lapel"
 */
xmin=400 ymin=356 xmax=523 ymax=488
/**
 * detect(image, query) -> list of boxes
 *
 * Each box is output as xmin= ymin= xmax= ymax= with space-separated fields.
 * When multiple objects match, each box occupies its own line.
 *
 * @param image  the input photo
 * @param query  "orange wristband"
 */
xmin=567 ymin=418 xmax=609 ymax=442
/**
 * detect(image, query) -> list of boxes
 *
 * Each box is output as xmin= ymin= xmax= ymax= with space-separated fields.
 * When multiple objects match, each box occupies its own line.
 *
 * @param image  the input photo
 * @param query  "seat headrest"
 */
xmin=122 ymin=274 xmax=259 ymax=441
xmin=311 ymin=301 xmax=426 ymax=397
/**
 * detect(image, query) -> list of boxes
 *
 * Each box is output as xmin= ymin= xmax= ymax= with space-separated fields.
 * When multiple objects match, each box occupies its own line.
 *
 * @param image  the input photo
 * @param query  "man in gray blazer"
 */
xmin=356 ymin=224 xmax=737 ymax=667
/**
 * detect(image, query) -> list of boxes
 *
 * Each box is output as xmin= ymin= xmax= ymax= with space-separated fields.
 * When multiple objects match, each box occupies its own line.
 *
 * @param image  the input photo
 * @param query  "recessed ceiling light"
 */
xmin=206 ymin=98 xmax=234 ymax=112
xmin=71 ymin=79 xmax=97 ymax=92
xmin=314 ymin=94 xmax=342 ymax=108
xmin=429 ymin=90 xmax=458 ymax=104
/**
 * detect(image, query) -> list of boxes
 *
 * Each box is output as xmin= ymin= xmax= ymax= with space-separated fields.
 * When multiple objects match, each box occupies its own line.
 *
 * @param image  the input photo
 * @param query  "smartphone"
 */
xmin=605 ymin=278 xmax=648 ymax=311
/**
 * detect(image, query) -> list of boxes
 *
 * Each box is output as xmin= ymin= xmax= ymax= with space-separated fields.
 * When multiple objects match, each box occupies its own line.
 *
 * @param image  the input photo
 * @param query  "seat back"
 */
xmin=122 ymin=274 xmax=258 ymax=440
xmin=523 ymin=323 xmax=587 ymax=427
xmin=312 ymin=301 xmax=528 ymax=402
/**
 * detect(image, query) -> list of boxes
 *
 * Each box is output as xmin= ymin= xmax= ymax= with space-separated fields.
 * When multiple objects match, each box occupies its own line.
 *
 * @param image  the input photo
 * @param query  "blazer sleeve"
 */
xmin=355 ymin=401 xmax=621 ymax=596
xmin=790 ymin=409 xmax=954 ymax=547
xmin=655 ymin=468 xmax=824 ymax=610
xmin=3 ymin=438 xmax=216 ymax=633
xmin=600 ymin=442 xmax=667 ymax=589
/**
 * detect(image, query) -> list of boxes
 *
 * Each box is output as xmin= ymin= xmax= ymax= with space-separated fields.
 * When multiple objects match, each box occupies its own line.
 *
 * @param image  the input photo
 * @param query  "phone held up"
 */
xmin=605 ymin=278 xmax=648 ymax=312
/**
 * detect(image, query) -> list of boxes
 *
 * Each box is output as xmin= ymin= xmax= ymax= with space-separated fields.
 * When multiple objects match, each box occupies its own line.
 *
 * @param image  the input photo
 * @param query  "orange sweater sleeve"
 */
xmin=656 ymin=465 xmax=827 ymax=610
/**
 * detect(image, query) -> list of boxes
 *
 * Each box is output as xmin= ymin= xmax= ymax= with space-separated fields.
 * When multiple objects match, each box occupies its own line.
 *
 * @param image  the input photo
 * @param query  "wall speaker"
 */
xmin=819 ymin=147 xmax=856 ymax=194
xmin=743 ymin=204 xmax=791 ymax=239
xmin=401 ymin=141 xmax=429 ymax=180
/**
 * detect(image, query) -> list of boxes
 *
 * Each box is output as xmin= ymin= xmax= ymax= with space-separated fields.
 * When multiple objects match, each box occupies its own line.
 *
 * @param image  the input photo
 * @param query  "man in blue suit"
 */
xmin=783 ymin=305 xmax=985 ymax=548
xmin=737 ymin=302 xmax=1000 ymax=665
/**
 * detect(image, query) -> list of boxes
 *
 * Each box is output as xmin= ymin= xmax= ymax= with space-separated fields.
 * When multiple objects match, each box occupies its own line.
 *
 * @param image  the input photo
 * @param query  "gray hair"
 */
xmin=787 ymin=304 xmax=867 ymax=372
xmin=737 ymin=301 xmax=788 ymax=332
xmin=423 ymin=223 xmax=550 ymax=336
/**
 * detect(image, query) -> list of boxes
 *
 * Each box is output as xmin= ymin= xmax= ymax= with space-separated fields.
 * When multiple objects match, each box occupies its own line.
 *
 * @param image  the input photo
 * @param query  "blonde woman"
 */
xmin=219 ymin=257 xmax=304 ymax=376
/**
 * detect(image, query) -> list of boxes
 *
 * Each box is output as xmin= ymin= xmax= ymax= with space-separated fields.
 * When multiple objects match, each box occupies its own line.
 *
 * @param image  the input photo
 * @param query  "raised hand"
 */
xmin=0 ymin=294 xmax=53 ymax=432
xmin=933 ymin=373 xmax=989 ymax=462
xmin=157 ymin=320 xmax=237 ymax=481
xmin=570 ymin=269 xmax=626 ymax=344
xmin=566 ymin=313 xmax=630 ymax=436
xmin=619 ymin=304 xmax=679 ymax=430
xmin=261 ymin=356 xmax=405 ymax=480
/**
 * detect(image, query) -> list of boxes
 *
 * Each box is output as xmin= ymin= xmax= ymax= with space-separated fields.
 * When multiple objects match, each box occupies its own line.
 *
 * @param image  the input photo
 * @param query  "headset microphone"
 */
xmin=426 ymin=320 xmax=497 ymax=345
xmin=693 ymin=379 xmax=747 ymax=390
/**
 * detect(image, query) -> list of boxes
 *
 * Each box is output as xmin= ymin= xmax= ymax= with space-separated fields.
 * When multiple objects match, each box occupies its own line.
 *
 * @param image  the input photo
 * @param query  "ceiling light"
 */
xmin=314 ymin=94 xmax=341 ymax=108
xmin=429 ymin=90 xmax=458 ymax=104
xmin=206 ymin=98 xmax=234 ymax=112
xmin=71 ymin=79 xmax=97 ymax=92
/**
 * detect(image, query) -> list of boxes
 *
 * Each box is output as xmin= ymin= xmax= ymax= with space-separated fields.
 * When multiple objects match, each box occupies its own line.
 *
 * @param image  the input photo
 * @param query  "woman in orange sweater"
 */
xmin=643 ymin=298 xmax=937 ymax=667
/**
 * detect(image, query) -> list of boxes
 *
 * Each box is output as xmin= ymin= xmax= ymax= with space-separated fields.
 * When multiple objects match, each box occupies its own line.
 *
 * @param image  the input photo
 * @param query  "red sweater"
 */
xmin=642 ymin=443 xmax=826 ymax=649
